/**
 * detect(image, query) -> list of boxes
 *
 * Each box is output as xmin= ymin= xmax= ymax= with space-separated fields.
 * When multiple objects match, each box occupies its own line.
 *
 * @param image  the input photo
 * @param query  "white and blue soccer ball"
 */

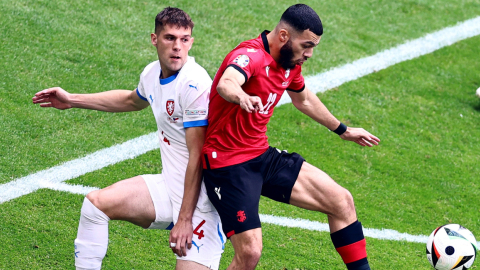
xmin=426 ymin=224 xmax=477 ymax=270
xmin=476 ymin=87 xmax=480 ymax=98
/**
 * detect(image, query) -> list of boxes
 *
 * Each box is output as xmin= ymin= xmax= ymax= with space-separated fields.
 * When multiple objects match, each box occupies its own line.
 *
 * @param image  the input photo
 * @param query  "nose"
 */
xmin=304 ymin=48 xmax=313 ymax=58
xmin=173 ymin=38 xmax=181 ymax=51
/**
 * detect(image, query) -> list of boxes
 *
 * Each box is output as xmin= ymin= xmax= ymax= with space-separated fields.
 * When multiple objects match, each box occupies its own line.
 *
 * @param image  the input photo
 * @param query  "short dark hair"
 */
xmin=280 ymin=4 xmax=323 ymax=36
xmin=155 ymin=7 xmax=194 ymax=34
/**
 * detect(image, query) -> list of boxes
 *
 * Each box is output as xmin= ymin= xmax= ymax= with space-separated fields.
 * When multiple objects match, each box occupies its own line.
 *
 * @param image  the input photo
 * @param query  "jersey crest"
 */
xmin=166 ymin=99 xmax=175 ymax=116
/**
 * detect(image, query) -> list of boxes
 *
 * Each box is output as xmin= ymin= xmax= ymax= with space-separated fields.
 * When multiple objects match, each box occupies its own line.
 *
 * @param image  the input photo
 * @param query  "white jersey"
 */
xmin=136 ymin=57 xmax=213 ymax=212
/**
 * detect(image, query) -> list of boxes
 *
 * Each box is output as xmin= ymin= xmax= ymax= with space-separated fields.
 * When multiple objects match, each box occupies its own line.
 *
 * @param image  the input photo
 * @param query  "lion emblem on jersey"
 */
xmin=166 ymin=99 xmax=175 ymax=116
xmin=237 ymin=210 xmax=247 ymax=222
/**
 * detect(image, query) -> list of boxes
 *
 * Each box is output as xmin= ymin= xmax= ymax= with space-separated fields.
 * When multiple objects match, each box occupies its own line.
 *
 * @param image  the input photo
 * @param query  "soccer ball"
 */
xmin=426 ymin=224 xmax=478 ymax=270
xmin=476 ymin=87 xmax=480 ymax=98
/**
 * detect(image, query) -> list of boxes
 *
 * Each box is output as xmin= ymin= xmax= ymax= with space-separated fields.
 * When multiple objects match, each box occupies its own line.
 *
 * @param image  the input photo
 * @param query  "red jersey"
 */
xmin=202 ymin=31 xmax=305 ymax=169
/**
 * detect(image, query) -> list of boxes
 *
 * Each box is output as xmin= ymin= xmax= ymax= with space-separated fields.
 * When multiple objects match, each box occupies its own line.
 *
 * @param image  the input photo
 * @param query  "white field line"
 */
xmin=0 ymin=133 xmax=159 ymax=203
xmin=1 ymin=16 xmax=480 ymax=244
xmin=261 ymin=214 xmax=425 ymax=243
xmin=260 ymin=215 xmax=480 ymax=247
xmin=277 ymin=16 xmax=480 ymax=106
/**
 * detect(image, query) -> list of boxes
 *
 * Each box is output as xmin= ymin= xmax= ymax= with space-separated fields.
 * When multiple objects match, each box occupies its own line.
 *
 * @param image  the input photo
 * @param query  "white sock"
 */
xmin=74 ymin=197 xmax=110 ymax=270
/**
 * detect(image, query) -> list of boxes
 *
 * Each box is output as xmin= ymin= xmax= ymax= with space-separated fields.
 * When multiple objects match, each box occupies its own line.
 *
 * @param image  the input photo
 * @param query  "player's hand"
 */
xmin=32 ymin=87 xmax=73 ymax=110
xmin=239 ymin=95 xmax=264 ymax=113
xmin=340 ymin=127 xmax=380 ymax=147
xmin=169 ymin=219 xmax=193 ymax=257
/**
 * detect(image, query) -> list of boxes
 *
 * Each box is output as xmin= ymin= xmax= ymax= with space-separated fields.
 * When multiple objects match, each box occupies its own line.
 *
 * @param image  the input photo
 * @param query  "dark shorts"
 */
xmin=203 ymin=147 xmax=305 ymax=238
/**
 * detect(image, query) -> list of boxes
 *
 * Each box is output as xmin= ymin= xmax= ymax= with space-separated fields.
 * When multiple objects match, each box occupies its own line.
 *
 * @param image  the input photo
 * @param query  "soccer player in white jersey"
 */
xmin=32 ymin=7 xmax=225 ymax=270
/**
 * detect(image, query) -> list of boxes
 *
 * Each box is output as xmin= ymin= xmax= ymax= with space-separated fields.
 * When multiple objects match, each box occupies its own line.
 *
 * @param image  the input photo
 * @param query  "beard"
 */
xmin=279 ymin=39 xmax=296 ymax=70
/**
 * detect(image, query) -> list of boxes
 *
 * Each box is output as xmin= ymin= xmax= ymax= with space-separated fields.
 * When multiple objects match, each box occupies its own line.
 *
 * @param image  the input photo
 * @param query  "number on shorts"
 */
xmin=193 ymin=220 xmax=206 ymax=240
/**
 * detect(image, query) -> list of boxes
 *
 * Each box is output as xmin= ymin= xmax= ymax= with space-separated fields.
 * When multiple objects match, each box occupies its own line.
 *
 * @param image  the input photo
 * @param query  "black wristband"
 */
xmin=333 ymin=122 xmax=347 ymax=135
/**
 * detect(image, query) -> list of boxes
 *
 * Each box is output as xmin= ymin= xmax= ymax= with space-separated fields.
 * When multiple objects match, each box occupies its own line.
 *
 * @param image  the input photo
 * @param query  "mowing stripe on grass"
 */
xmin=260 ymin=215 xmax=480 ymax=247
xmin=277 ymin=15 xmax=480 ymax=106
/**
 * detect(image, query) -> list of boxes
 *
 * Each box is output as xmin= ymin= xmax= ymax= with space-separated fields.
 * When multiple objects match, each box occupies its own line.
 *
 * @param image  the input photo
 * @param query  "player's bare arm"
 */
xmin=217 ymin=66 xmax=264 ymax=113
xmin=32 ymin=87 xmax=149 ymax=112
xmin=169 ymin=126 xmax=206 ymax=257
xmin=288 ymin=86 xmax=380 ymax=147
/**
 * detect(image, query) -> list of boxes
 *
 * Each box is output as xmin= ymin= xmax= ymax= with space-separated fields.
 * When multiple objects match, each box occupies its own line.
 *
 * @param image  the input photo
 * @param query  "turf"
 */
xmin=2 ymin=0 xmax=480 ymax=182
xmin=1 ymin=0 xmax=480 ymax=269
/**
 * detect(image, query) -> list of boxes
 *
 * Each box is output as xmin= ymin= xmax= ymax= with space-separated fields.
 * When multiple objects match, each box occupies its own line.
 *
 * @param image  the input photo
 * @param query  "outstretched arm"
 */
xmin=169 ymin=126 xmax=206 ymax=257
xmin=288 ymin=87 xmax=380 ymax=147
xmin=32 ymin=87 xmax=149 ymax=112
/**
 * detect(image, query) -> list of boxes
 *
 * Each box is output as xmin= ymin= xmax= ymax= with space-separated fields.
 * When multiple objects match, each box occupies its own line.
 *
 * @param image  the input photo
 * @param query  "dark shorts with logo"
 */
xmin=203 ymin=147 xmax=305 ymax=238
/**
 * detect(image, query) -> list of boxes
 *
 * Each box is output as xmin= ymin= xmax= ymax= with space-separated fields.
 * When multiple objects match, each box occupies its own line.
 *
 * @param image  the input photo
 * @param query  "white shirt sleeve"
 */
xmin=182 ymin=81 xmax=210 ymax=128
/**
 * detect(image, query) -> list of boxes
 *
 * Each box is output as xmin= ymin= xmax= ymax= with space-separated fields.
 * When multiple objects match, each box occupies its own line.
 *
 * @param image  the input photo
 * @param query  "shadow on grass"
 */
xmin=474 ymin=102 xmax=480 ymax=111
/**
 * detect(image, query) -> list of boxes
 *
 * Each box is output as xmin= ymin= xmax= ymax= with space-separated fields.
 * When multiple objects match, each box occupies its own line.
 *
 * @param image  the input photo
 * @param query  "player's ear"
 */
xmin=279 ymin=29 xmax=289 ymax=43
xmin=151 ymin=33 xmax=158 ymax=46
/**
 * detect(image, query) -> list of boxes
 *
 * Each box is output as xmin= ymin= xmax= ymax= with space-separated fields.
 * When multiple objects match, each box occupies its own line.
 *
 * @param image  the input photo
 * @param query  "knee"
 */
xmin=236 ymin=242 xmax=262 ymax=267
xmin=335 ymin=188 xmax=356 ymax=215
xmin=244 ymin=243 xmax=262 ymax=261
xmin=86 ymin=190 xmax=103 ymax=210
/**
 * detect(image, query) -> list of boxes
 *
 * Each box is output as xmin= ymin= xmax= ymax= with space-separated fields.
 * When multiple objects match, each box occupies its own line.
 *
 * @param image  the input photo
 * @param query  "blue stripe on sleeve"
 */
xmin=136 ymin=88 xmax=148 ymax=101
xmin=183 ymin=119 xmax=208 ymax=128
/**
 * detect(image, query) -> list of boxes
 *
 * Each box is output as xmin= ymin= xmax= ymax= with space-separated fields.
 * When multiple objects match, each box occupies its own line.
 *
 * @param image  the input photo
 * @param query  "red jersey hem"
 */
xmin=202 ymin=147 xmax=269 ymax=170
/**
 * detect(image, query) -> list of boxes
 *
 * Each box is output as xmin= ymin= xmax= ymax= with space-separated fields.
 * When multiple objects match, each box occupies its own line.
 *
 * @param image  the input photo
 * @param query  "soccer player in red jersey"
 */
xmin=202 ymin=4 xmax=380 ymax=270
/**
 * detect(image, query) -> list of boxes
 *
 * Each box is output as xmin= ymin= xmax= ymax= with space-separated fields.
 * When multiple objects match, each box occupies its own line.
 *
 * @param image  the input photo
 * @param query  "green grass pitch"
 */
xmin=1 ymin=0 xmax=480 ymax=269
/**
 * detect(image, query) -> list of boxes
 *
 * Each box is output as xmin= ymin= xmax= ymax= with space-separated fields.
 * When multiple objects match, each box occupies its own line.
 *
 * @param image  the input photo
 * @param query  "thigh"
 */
xmin=289 ymin=162 xmax=348 ymax=213
xmin=174 ymin=209 xmax=225 ymax=270
xmin=203 ymin=164 xmax=263 ymax=239
xmin=261 ymin=147 xmax=305 ymax=203
xmin=175 ymin=260 xmax=211 ymax=270
xmin=143 ymin=174 xmax=174 ymax=229
xmin=87 ymin=175 xmax=156 ymax=228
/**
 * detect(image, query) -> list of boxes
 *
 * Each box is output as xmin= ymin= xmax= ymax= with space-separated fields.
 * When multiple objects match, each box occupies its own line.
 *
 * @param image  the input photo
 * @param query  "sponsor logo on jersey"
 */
xmin=247 ymin=48 xmax=257 ymax=53
xmin=285 ymin=69 xmax=290 ymax=79
xmin=167 ymin=116 xmax=179 ymax=124
xmin=149 ymin=94 xmax=154 ymax=103
xmin=166 ymin=99 xmax=175 ymax=116
xmin=185 ymin=109 xmax=207 ymax=116
xmin=265 ymin=66 xmax=270 ymax=77
xmin=282 ymin=81 xmax=290 ymax=87
xmin=188 ymin=84 xmax=198 ymax=90
xmin=237 ymin=210 xmax=247 ymax=222
xmin=233 ymin=55 xmax=250 ymax=68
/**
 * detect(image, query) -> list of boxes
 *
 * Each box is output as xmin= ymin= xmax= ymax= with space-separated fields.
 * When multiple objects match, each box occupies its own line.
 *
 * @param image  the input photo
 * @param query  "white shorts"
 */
xmin=141 ymin=174 xmax=225 ymax=270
